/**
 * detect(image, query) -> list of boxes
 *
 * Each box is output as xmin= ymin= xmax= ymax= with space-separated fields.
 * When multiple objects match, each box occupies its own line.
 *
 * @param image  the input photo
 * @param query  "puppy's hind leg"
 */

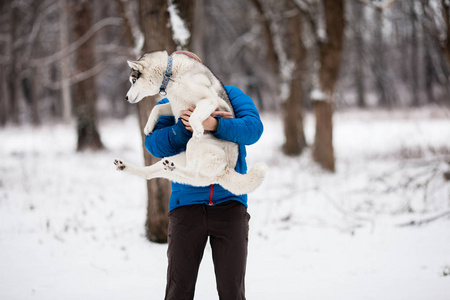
xmin=114 ymin=159 xmax=165 ymax=179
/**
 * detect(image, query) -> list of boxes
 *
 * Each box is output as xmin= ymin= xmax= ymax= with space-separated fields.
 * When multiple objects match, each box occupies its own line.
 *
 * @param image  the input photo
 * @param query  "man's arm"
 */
xmin=212 ymin=86 xmax=264 ymax=145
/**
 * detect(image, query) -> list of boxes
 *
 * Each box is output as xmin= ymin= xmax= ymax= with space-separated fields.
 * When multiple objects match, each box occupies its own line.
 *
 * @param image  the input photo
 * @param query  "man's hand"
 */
xmin=180 ymin=106 xmax=233 ymax=133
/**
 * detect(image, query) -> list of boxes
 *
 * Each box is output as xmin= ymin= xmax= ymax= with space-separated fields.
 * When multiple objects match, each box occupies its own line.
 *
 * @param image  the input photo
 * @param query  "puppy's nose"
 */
xmin=125 ymin=96 xmax=128 ymax=101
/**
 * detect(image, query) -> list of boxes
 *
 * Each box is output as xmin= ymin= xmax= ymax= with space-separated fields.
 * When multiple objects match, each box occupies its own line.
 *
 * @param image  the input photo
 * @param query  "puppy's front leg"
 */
xmin=189 ymin=99 xmax=218 ymax=139
xmin=114 ymin=158 xmax=169 ymax=179
xmin=144 ymin=103 xmax=173 ymax=135
xmin=114 ymin=159 xmax=150 ymax=178
xmin=114 ymin=153 xmax=194 ymax=183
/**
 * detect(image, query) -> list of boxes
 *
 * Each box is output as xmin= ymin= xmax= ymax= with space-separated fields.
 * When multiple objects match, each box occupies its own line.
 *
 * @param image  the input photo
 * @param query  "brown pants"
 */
xmin=165 ymin=201 xmax=250 ymax=300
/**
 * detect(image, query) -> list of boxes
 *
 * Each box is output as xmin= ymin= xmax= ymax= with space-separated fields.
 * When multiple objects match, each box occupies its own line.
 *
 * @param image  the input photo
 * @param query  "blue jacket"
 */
xmin=145 ymin=85 xmax=264 ymax=211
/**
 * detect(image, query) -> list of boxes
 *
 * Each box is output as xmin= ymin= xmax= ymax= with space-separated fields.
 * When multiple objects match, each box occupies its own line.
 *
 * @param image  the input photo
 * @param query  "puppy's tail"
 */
xmin=218 ymin=162 xmax=267 ymax=195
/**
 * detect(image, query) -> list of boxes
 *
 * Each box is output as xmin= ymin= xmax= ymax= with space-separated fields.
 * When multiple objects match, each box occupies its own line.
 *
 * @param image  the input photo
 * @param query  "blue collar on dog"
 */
xmin=159 ymin=55 xmax=173 ymax=96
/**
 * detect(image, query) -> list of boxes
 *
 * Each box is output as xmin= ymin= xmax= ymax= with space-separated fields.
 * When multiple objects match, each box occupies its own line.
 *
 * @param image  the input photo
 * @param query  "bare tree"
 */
xmin=250 ymin=0 xmax=280 ymax=75
xmin=0 ymin=2 xmax=9 ymax=126
xmin=59 ymin=0 xmax=72 ymax=122
xmin=250 ymin=0 xmax=308 ymax=155
xmin=7 ymin=2 xmax=20 ymax=124
xmin=282 ymin=0 xmax=307 ymax=155
xmin=409 ymin=1 xmax=420 ymax=106
xmin=420 ymin=0 xmax=450 ymax=103
xmin=191 ymin=0 xmax=206 ymax=58
xmin=371 ymin=7 xmax=395 ymax=107
xmin=441 ymin=0 xmax=450 ymax=64
xmin=310 ymin=0 xmax=345 ymax=172
xmin=70 ymin=0 xmax=104 ymax=151
xmin=351 ymin=0 xmax=367 ymax=108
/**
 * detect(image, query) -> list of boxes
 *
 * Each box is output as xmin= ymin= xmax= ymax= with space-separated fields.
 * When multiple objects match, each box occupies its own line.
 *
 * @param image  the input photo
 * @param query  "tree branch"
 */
xmin=397 ymin=210 xmax=450 ymax=227
xmin=249 ymin=0 xmax=280 ymax=74
xmin=116 ymin=0 xmax=143 ymax=56
xmin=354 ymin=0 xmax=397 ymax=11
xmin=30 ymin=17 xmax=123 ymax=67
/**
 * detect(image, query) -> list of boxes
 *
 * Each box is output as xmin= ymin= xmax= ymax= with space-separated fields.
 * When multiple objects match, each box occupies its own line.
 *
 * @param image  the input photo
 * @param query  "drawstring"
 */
xmin=209 ymin=184 xmax=214 ymax=206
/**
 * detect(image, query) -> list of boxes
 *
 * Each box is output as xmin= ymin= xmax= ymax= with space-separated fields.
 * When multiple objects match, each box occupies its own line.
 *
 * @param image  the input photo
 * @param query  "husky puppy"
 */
xmin=114 ymin=50 xmax=266 ymax=195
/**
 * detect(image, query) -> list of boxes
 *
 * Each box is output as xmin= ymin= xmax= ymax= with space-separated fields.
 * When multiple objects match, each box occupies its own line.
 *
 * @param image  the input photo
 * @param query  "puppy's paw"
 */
xmin=193 ymin=129 xmax=204 ymax=141
xmin=114 ymin=159 xmax=126 ymax=171
xmin=162 ymin=159 xmax=175 ymax=171
xmin=144 ymin=125 xmax=153 ymax=136
xmin=144 ymin=118 xmax=158 ymax=135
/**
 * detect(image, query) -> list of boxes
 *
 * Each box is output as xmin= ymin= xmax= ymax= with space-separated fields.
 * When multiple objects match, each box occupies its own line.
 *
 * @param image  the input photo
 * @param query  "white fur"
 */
xmin=115 ymin=50 xmax=266 ymax=195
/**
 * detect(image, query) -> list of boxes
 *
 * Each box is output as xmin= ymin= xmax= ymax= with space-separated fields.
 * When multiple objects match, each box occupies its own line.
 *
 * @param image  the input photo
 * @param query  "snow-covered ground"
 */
xmin=1 ymin=107 xmax=450 ymax=300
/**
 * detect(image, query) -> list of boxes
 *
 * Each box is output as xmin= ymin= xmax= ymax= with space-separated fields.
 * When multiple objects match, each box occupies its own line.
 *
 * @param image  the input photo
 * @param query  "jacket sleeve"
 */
xmin=144 ymin=99 xmax=193 ymax=158
xmin=213 ymin=86 xmax=264 ymax=145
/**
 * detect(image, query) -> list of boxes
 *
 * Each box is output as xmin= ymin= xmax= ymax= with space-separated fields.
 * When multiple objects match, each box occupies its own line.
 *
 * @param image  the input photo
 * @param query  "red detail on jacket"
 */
xmin=209 ymin=184 xmax=214 ymax=206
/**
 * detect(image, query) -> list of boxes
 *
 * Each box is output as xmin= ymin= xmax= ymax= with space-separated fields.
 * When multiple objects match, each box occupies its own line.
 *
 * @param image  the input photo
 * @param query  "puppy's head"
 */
xmin=125 ymin=51 xmax=168 ymax=103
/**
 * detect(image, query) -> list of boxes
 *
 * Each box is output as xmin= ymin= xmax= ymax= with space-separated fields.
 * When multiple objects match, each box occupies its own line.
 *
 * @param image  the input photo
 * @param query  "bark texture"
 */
xmin=353 ymin=1 xmax=366 ymax=108
xmin=442 ymin=0 xmax=450 ymax=64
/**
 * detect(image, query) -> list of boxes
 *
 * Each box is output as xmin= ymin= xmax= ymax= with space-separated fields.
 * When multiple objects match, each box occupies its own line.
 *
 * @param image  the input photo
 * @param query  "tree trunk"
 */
xmin=22 ymin=69 xmax=41 ymax=125
xmin=372 ymin=8 xmax=394 ymax=107
xmin=0 ymin=3 xmax=6 ymax=126
xmin=313 ymin=101 xmax=334 ymax=171
xmin=312 ymin=0 xmax=345 ymax=172
xmin=423 ymin=34 xmax=435 ymax=104
xmin=283 ymin=79 xmax=307 ymax=155
xmin=353 ymin=0 xmax=366 ymax=108
xmin=0 ymin=69 xmax=7 ymax=126
xmin=59 ymin=0 xmax=72 ymax=123
xmin=442 ymin=0 xmax=450 ymax=65
xmin=282 ymin=2 xmax=307 ymax=155
xmin=8 ymin=3 xmax=19 ymax=124
xmin=191 ymin=0 xmax=206 ymax=58
xmin=137 ymin=0 xmax=197 ymax=243
xmin=421 ymin=0 xmax=450 ymax=103
xmin=410 ymin=1 xmax=420 ymax=106
xmin=70 ymin=0 xmax=103 ymax=151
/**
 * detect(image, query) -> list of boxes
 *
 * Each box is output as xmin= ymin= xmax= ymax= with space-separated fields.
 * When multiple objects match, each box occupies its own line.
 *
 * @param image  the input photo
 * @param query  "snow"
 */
xmin=167 ymin=0 xmax=191 ymax=48
xmin=310 ymin=88 xmax=327 ymax=101
xmin=1 ymin=108 xmax=450 ymax=299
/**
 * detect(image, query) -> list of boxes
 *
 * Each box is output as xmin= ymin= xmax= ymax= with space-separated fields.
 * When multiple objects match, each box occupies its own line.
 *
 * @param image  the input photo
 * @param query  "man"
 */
xmin=145 ymin=85 xmax=263 ymax=300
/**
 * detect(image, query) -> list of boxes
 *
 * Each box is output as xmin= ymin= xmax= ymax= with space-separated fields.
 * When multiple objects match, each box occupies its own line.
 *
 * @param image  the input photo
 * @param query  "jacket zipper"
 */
xmin=209 ymin=184 xmax=214 ymax=206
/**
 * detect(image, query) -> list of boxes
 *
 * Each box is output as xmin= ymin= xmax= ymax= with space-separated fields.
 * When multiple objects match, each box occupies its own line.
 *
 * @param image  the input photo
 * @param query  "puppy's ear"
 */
xmin=127 ymin=60 xmax=144 ymax=72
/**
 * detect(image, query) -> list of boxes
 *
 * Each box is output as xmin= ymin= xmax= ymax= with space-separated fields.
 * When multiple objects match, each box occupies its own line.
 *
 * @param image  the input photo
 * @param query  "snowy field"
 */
xmin=1 ymin=107 xmax=450 ymax=300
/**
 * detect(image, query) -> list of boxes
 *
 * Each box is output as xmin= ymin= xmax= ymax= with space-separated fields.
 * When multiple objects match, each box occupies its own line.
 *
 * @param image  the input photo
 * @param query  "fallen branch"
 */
xmin=397 ymin=210 xmax=450 ymax=227
xmin=319 ymin=189 xmax=376 ymax=232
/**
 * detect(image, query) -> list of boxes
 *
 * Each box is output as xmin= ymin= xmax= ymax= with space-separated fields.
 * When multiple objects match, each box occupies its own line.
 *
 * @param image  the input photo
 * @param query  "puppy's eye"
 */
xmin=132 ymin=78 xmax=137 ymax=84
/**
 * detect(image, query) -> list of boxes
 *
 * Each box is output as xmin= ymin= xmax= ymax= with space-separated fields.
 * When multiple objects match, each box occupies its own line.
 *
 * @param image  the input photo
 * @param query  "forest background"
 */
xmin=1 ymin=0 xmax=450 ymax=299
